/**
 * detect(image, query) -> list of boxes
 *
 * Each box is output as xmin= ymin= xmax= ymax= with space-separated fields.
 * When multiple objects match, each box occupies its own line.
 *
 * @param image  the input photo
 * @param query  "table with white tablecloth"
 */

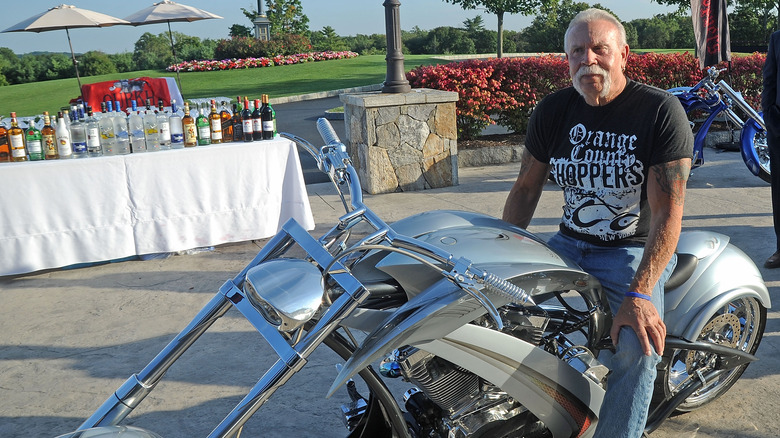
xmin=0 ymin=139 xmax=315 ymax=276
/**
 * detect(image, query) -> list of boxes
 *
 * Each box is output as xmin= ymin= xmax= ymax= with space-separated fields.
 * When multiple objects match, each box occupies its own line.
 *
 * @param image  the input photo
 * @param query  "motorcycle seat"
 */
xmin=665 ymin=253 xmax=698 ymax=290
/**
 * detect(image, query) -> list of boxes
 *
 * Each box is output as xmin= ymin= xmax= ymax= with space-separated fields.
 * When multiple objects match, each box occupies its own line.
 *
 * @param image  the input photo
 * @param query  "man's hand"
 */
xmin=611 ymin=296 xmax=666 ymax=356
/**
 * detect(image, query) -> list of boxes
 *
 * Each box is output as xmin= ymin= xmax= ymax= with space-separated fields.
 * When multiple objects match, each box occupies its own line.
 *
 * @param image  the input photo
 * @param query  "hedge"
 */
xmin=406 ymin=51 xmax=766 ymax=139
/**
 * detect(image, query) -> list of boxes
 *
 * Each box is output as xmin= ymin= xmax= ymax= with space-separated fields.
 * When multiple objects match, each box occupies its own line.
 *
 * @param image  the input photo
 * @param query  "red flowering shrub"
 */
xmin=407 ymin=52 xmax=766 ymax=138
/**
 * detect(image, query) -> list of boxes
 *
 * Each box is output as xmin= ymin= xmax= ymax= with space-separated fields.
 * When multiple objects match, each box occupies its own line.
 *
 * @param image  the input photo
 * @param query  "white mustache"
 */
xmin=575 ymin=65 xmax=609 ymax=81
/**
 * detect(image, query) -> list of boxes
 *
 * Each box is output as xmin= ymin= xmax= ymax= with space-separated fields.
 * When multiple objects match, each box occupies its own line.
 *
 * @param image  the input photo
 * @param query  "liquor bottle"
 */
xmin=143 ymin=99 xmax=160 ymax=152
xmin=157 ymin=99 xmax=171 ymax=150
xmin=232 ymin=101 xmax=243 ymax=143
xmin=252 ymin=98 xmax=263 ymax=141
xmin=112 ymin=100 xmax=131 ymax=155
xmin=209 ymin=99 xmax=222 ymax=144
xmin=261 ymin=94 xmax=276 ymax=140
xmin=169 ymin=100 xmax=184 ymax=149
xmin=55 ymin=111 xmax=73 ymax=159
xmin=182 ymin=102 xmax=197 ymax=147
xmin=99 ymin=101 xmax=117 ymax=156
xmin=196 ymin=102 xmax=211 ymax=145
xmin=220 ymin=100 xmax=233 ymax=143
xmin=128 ymin=101 xmax=147 ymax=153
xmin=242 ymin=96 xmax=254 ymax=142
xmin=85 ymin=106 xmax=103 ymax=157
xmin=25 ymin=118 xmax=43 ymax=161
xmin=42 ymin=111 xmax=58 ymax=160
xmin=8 ymin=112 xmax=27 ymax=162
xmin=0 ymin=122 xmax=9 ymax=163
xmin=70 ymin=106 xmax=88 ymax=158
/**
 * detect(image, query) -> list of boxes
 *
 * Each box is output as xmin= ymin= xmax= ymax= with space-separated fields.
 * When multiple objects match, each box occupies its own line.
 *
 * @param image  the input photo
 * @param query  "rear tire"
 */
xmin=655 ymin=296 xmax=766 ymax=411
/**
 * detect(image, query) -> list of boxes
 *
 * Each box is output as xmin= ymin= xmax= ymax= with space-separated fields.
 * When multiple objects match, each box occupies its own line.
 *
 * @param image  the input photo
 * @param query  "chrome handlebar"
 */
xmin=281 ymin=119 xmax=536 ymax=330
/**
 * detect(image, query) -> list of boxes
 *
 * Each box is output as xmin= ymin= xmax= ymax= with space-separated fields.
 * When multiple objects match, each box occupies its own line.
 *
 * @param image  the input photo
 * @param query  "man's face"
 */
xmin=566 ymin=19 xmax=628 ymax=105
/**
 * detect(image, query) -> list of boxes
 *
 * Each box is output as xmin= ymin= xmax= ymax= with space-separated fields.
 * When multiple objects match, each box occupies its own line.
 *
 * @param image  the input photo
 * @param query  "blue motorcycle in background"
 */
xmin=669 ymin=66 xmax=769 ymax=183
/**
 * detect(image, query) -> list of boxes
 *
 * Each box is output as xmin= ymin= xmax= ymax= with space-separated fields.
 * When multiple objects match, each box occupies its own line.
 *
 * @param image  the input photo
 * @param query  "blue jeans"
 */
xmin=547 ymin=232 xmax=676 ymax=438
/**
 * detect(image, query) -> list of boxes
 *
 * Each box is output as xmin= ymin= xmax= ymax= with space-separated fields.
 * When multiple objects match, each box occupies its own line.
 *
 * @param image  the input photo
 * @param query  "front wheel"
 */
xmin=655 ymin=296 xmax=766 ymax=411
xmin=741 ymin=117 xmax=771 ymax=183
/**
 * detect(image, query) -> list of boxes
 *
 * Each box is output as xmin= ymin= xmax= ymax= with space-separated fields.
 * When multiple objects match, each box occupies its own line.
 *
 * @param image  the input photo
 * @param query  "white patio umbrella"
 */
xmin=124 ymin=0 xmax=223 ymax=94
xmin=2 ymin=4 xmax=130 ymax=96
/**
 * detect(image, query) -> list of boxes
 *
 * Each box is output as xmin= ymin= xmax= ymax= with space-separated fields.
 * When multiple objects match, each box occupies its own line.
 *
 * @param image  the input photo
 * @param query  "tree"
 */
xmin=652 ymin=0 xmax=780 ymax=37
xmin=265 ymin=0 xmax=310 ymax=37
xmin=81 ymin=51 xmax=117 ymax=77
xmin=517 ymin=0 xmax=597 ymax=52
xmin=229 ymin=24 xmax=253 ymax=38
xmin=311 ymin=26 xmax=348 ymax=51
xmin=443 ymin=0 xmax=556 ymax=57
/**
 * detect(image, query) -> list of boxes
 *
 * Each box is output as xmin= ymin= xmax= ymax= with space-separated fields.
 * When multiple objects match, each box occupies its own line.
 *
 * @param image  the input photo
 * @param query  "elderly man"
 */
xmin=502 ymin=8 xmax=693 ymax=437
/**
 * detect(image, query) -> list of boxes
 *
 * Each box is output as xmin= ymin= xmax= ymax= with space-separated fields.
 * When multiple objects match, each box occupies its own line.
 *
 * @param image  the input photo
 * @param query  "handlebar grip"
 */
xmin=317 ymin=118 xmax=341 ymax=145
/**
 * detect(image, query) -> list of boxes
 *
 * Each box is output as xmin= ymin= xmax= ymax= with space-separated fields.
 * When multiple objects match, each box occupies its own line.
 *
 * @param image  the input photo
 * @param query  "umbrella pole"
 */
xmin=66 ymin=28 xmax=83 ymax=98
xmin=167 ymin=21 xmax=183 ymax=96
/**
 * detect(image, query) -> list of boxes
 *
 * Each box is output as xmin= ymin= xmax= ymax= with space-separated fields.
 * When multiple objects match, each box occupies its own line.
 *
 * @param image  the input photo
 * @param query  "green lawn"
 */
xmin=0 ymin=54 xmax=444 ymax=117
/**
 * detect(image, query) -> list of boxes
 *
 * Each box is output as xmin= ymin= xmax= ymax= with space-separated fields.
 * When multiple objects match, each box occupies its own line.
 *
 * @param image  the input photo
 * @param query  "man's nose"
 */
xmin=583 ymin=49 xmax=598 ymax=65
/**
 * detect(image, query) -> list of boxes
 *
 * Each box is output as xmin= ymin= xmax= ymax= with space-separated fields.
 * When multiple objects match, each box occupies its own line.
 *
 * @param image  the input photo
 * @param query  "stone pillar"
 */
xmin=341 ymin=88 xmax=459 ymax=195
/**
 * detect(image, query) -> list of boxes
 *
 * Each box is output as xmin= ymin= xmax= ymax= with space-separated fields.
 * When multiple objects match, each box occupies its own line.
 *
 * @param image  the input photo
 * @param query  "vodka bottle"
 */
xmin=99 ymin=101 xmax=117 ymax=156
xmin=128 ymin=101 xmax=147 ymax=153
xmin=70 ymin=106 xmax=88 ymax=158
xmin=220 ymin=100 xmax=233 ymax=143
xmin=86 ymin=106 xmax=103 ymax=157
xmin=26 ymin=118 xmax=43 ymax=161
xmin=55 ymin=111 xmax=73 ymax=159
xmin=242 ymin=97 xmax=254 ymax=142
xmin=182 ymin=102 xmax=197 ymax=147
xmin=209 ymin=99 xmax=222 ymax=144
xmin=0 ymin=123 xmax=9 ymax=162
xmin=169 ymin=100 xmax=184 ymax=149
xmin=143 ymin=99 xmax=160 ymax=152
xmin=261 ymin=94 xmax=276 ymax=140
xmin=8 ymin=112 xmax=27 ymax=162
xmin=157 ymin=99 xmax=171 ymax=150
xmin=196 ymin=102 xmax=211 ymax=145
xmin=42 ymin=112 xmax=58 ymax=160
xmin=252 ymin=98 xmax=263 ymax=141
xmin=113 ymin=101 xmax=131 ymax=155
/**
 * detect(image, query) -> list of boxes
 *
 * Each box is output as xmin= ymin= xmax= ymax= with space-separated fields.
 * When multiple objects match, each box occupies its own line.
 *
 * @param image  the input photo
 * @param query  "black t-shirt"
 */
xmin=525 ymin=80 xmax=693 ymax=246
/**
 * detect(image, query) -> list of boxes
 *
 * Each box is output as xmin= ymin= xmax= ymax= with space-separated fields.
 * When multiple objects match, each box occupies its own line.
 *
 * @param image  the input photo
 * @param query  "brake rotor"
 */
xmin=686 ymin=313 xmax=741 ymax=370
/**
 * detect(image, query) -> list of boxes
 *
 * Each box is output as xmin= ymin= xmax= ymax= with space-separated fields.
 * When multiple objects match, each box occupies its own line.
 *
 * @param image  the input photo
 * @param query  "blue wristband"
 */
xmin=625 ymin=291 xmax=652 ymax=301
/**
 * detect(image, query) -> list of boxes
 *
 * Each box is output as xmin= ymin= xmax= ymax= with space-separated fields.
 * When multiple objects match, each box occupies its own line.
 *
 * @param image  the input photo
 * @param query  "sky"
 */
xmin=0 ymin=0 xmax=679 ymax=55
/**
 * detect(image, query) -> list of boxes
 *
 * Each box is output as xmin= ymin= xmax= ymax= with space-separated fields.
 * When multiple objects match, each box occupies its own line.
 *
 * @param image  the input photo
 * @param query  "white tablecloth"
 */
xmin=0 ymin=139 xmax=314 ymax=276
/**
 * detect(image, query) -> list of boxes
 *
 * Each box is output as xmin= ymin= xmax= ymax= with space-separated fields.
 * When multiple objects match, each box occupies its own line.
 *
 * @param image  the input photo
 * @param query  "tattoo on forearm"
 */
xmin=653 ymin=160 xmax=689 ymax=206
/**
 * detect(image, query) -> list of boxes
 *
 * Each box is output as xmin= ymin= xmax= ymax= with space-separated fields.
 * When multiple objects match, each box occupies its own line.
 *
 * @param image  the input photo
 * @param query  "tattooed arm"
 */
xmin=502 ymin=148 xmax=552 ymax=229
xmin=611 ymin=157 xmax=692 ymax=355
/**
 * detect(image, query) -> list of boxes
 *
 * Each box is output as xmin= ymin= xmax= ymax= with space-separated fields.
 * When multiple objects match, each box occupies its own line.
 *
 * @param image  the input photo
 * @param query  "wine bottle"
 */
xmin=242 ymin=96 xmax=254 ymax=142
xmin=55 ymin=111 xmax=73 ymax=159
xmin=261 ymin=94 xmax=276 ymax=140
xmin=182 ymin=102 xmax=197 ymax=147
xmin=232 ymin=102 xmax=243 ymax=142
xmin=26 ymin=118 xmax=43 ymax=161
xmin=42 ymin=111 xmax=58 ymax=160
xmin=252 ymin=98 xmax=263 ymax=141
xmin=209 ymin=99 xmax=222 ymax=144
xmin=8 ymin=112 xmax=27 ymax=162
xmin=196 ymin=102 xmax=211 ymax=145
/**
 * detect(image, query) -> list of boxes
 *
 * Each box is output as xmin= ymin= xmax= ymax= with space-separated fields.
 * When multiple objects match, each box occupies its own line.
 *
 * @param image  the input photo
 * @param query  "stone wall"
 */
xmin=341 ymin=88 xmax=459 ymax=194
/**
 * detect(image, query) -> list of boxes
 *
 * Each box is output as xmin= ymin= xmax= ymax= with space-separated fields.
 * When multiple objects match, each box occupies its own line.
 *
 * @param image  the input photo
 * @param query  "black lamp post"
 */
xmin=382 ymin=0 xmax=411 ymax=93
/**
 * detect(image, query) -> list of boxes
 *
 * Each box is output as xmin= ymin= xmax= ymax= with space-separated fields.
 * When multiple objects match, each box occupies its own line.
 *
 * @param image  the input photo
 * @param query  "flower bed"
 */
xmin=167 ymin=51 xmax=359 ymax=73
xmin=407 ymin=52 xmax=766 ymax=139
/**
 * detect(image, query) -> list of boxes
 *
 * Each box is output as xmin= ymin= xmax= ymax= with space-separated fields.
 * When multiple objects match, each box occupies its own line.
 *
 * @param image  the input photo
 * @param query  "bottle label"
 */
xmin=243 ymin=119 xmax=253 ymax=134
xmin=184 ymin=123 xmax=197 ymax=145
xmin=43 ymin=134 xmax=56 ymax=155
xmin=210 ymin=119 xmax=222 ymax=140
xmin=87 ymin=127 xmax=100 ymax=147
xmin=27 ymin=139 xmax=42 ymax=153
xmin=171 ymin=133 xmax=184 ymax=144
xmin=72 ymin=141 xmax=87 ymax=154
xmin=10 ymin=134 xmax=24 ymax=157
xmin=262 ymin=121 xmax=274 ymax=132
xmin=253 ymin=118 xmax=262 ymax=133
xmin=58 ymin=138 xmax=73 ymax=156
xmin=159 ymin=122 xmax=171 ymax=142
xmin=198 ymin=125 xmax=210 ymax=139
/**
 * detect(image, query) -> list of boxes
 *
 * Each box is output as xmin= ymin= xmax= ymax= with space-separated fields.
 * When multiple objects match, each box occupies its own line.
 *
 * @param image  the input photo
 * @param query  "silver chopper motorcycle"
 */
xmin=58 ymin=119 xmax=770 ymax=438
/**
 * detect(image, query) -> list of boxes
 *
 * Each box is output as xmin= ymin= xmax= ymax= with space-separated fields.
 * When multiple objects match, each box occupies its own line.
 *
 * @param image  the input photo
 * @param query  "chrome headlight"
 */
xmin=243 ymin=259 xmax=325 ymax=332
